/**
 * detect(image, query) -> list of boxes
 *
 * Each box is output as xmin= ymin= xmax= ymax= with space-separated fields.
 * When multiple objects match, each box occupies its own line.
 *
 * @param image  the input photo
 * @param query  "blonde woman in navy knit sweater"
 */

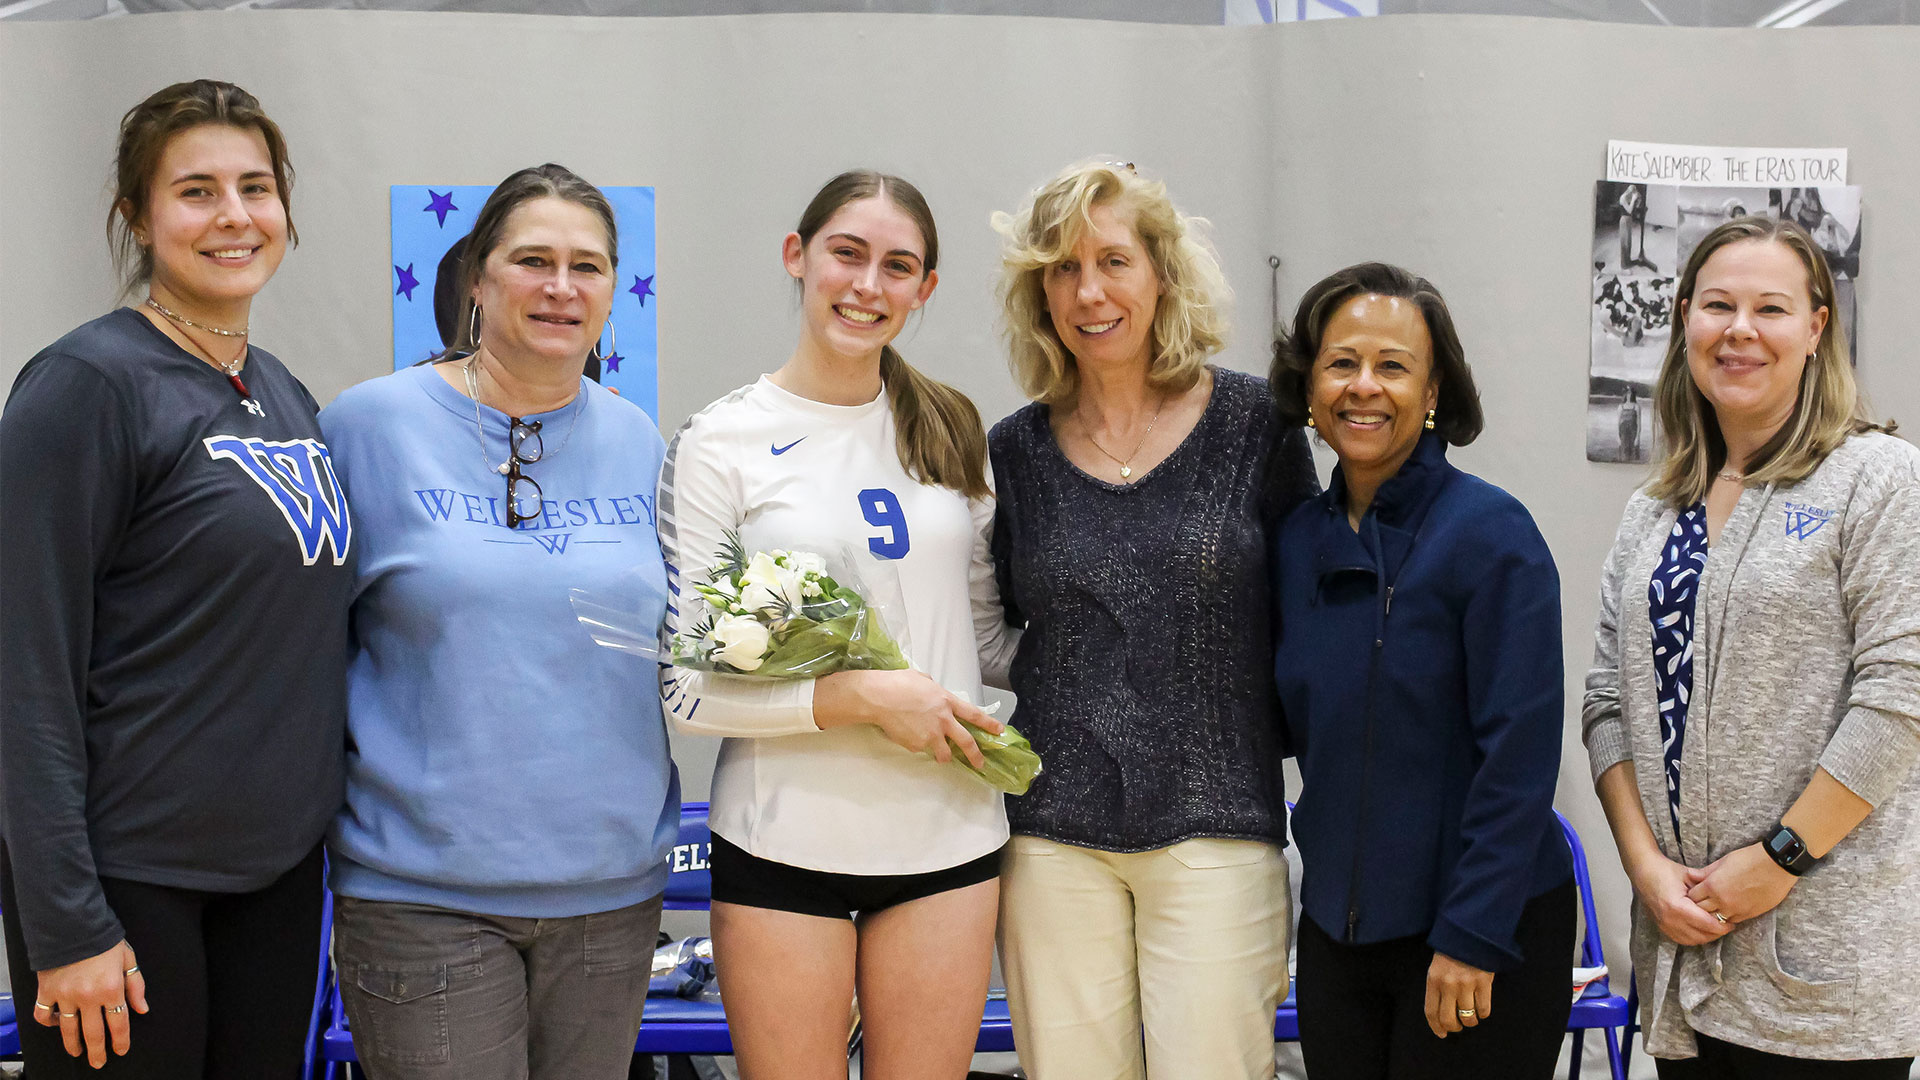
xmin=988 ymin=160 xmax=1317 ymax=1080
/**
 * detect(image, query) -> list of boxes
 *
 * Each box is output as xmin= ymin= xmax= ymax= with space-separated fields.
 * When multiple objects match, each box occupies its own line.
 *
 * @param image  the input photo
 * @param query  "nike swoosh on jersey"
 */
xmin=771 ymin=438 xmax=806 ymax=455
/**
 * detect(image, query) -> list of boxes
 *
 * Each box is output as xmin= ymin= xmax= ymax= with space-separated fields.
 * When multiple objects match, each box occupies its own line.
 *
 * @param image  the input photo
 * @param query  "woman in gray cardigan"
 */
xmin=1584 ymin=215 xmax=1920 ymax=1077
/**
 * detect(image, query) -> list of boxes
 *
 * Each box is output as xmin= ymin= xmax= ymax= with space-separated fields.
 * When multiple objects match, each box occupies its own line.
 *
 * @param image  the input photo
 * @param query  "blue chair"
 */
xmin=309 ymin=801 xmax=731 ymax=1076
xmin=1561 ymin=811 xmax=1631 ymax=1080
xmin=300 ymin=862 xmax=336 ymax=1080
xmin=0 ymin=989 xmax=19 ymax=1058
xmin=1 ymin=897 xmax=22 ymax=1059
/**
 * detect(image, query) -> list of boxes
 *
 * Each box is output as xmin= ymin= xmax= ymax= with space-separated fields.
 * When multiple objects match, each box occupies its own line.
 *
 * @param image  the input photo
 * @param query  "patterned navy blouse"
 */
xmin=1648 ymin=503 xmax=1709 ymax=839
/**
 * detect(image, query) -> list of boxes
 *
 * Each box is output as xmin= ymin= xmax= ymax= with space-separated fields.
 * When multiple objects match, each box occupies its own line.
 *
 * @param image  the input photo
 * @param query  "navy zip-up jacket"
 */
xmin=1274 ymin=432 xmax=1571 ymax=972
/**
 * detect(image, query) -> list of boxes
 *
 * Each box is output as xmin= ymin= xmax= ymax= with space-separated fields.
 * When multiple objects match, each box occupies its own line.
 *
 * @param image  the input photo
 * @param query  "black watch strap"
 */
xmin=1765 ymin=823 xmax=1817 ymax=876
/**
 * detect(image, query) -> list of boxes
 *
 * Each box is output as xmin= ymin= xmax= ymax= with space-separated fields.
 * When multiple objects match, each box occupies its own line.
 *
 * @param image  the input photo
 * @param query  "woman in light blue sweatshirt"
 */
xmin=319 ymin=164 xmax=678 ymax=1080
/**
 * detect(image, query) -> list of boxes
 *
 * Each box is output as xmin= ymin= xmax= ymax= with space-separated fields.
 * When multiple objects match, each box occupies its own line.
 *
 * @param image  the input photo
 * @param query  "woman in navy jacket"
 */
xmin=1270 ymin=263 xmax=1574 ymax=1079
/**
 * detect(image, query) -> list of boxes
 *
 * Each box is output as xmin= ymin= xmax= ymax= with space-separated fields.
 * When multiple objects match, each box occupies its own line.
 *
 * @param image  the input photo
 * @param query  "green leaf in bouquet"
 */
xmin=714 ymin=530 xmax=750 ymax=580
xmin=748 ymin=608 xmax=910 ymax=679
xmin=943 ymin=720 xmax=1043 ymax=796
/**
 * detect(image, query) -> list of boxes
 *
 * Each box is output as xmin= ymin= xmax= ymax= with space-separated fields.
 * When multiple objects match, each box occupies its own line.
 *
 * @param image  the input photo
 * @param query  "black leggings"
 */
xmin=1296 ymin=877 xmax=1577 ymax=1080
xmin=1655 ymin=1032 xmax=1914 ymax=1079
xmin=1 ymin=843 xmax=323 ymax=1079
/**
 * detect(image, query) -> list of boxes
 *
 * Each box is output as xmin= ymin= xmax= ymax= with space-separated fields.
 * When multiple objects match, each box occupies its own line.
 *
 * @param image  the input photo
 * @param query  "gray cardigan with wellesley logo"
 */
xmin=1584 ymin=432 xmax=1920 ymax=1060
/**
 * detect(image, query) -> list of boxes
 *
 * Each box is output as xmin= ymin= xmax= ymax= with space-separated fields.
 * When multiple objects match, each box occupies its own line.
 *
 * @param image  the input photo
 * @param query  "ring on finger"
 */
xmin=60 ymin=1011 xmax=77 ymax=1018
xmin=125 ymin=965 xmax=140 ymax=976
xmin=1457 ymin=1008 xmax=1477 ymax=1018
xmin=107 ymin=1005 xmax=127 ymax=1014
xmin=1715 ymin=912 xmax=1729 ymax=924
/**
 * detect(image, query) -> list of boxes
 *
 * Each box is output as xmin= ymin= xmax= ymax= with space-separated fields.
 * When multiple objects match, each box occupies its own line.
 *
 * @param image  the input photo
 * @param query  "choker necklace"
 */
xmin=145 ymin=298 xmax=261 ymax=416
xmin=1717 ymin=469 xmax=1746 ymax=483
xmin=1080 ymin=392 xmax=1165 ymax=481
xmin=462 ymin=356 xmax=584 ymax=475
xmin=146 ymin=297 xmax=247 ymax=337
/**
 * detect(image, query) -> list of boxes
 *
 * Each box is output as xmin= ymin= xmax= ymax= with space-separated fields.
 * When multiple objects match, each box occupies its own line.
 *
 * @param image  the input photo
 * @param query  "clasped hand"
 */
xmin=1631 ymin=843 xmax=1795 ymax=945
xmin=33 ymin=939 xmax=149 ymax=1068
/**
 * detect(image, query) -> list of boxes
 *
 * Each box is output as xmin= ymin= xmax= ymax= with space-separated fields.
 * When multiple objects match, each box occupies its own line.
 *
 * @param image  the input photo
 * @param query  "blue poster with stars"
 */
xmin=390 ymin=184 xmax=658 ymax=419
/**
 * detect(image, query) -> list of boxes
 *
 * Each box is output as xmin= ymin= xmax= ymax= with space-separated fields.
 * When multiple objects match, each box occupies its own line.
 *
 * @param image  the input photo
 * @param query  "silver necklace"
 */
xmin=1717 ymin=469 xmax=1746 ymax=483
xmin=1080 ymin=392 xmax=1166 ymax=481
xmin=146 ymin=299 xmax=261 ymax=416
xmin=462 ymin=356 xmax=583 ymax=475
xmin=146 ymin=296 xmax=247 ymax=337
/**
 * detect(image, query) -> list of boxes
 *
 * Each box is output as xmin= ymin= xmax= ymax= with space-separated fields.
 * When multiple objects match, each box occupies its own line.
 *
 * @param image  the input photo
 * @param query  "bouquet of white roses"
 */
xmin=670 ymin=533 xmax=910 ymax=678
xmin=669 ymin=532 xmax=1042 ymax=796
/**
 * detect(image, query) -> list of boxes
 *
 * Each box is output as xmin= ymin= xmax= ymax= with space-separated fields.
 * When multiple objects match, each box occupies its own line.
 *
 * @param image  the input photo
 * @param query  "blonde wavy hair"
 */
xmin=992 ymin=161 xmax=1229 ymax=404
xmin=1649 ymin=216 xmax=1891 ymax=509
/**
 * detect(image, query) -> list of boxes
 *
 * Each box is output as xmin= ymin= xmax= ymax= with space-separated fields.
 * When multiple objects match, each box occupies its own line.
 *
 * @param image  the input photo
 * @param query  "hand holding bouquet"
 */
xmin=671 ymin=534 xmax=1042 ymax=795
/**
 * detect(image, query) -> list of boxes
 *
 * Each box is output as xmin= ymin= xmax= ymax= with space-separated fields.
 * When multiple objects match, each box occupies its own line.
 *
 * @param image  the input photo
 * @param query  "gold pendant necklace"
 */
xmin=1081 ymin=392 xmax=1166 ymax=482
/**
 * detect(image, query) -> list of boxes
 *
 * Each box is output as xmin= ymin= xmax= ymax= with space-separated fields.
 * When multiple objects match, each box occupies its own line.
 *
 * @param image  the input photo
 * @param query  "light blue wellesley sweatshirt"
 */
xmin=320 ymin=363 xmax=678 ymax=917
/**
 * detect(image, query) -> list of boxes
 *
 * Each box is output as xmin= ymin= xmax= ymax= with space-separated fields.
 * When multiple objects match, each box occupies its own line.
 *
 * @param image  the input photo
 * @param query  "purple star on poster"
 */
xmin=602 ymin=350 xmax=623 ymax=374
xmin=424 ymin=190 xmax=458 ymax=227
xmin=394 ymin=263 xmax=420 ymax=300
xmin=628 ymin=274 xmax=655 ymax=307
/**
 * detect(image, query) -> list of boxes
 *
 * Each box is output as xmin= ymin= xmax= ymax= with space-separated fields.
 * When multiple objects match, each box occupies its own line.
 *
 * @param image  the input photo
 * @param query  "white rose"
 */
xmin=709 ymin=614 xmax=771 ymax=672
xmin=786 ymin=551 xmax=828 ymax=576
xmin=740 ymin=551 xmax=806 ymax=613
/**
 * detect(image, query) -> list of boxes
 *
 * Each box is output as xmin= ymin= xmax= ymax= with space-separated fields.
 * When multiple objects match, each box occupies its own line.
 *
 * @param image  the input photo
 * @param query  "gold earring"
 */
xmin=1306 ymin=414 xmax=1315 ymax=430
xmin=1425 ymin=409 xmax=1436 ymax=430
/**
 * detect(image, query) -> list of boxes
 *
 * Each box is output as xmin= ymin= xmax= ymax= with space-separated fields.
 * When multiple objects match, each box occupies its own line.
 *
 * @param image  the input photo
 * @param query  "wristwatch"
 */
xmin=1764 ymin=823 xmax=1818 ymax=876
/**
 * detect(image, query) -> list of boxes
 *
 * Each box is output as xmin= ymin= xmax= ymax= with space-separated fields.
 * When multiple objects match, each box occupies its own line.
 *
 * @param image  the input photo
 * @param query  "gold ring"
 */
xmin=32 ymin=1001 xmax=52 ymax=1012
xmin=1457 ymin=1008 xmax=1477 ymax=1018
xmin=107 ymin=1005 xmax=127 ymax=1014
xmin=1715 ymin=912 xmax=1729 ymax=924
xmin=125 ymin=965 xmax=140 ymax=976
xmin=59 ymin=1011 xmax=77 ymax=1019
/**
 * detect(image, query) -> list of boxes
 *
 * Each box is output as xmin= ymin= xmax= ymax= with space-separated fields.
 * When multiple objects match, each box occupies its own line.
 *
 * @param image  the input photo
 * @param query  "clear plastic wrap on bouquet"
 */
xmin=666 ymin=535 xmax=910 ymax=679
xmin=570 ymin=532 xmax=1042 ymax=795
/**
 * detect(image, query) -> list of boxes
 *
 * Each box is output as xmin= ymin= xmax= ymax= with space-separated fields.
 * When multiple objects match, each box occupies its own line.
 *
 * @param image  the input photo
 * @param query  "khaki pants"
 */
xmin=998 ymin=835 xmax=1291 ymax=1080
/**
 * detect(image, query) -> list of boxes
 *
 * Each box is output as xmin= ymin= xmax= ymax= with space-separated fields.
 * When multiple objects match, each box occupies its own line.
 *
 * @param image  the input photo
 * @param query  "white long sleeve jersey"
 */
xmin=658 ymin=376 xmax=1015 ymax=875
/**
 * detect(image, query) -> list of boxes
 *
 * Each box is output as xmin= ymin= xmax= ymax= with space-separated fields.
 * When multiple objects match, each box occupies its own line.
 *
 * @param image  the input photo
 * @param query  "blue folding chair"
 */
xmin=1 ymin=897 xmax=23 ymax=1059
xmin=307 ymin=801 xmax=731 ymax=1077
xmin=0 ymin=990 xmax=19 ymax=1059
xmin=1560 ymin=810 xmax=1631 ymax=1080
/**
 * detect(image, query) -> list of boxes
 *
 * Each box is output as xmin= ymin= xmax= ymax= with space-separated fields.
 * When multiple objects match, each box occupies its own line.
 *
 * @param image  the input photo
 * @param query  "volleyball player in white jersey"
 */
xmin=658 ymin=171 xmax=1017 ymax=1080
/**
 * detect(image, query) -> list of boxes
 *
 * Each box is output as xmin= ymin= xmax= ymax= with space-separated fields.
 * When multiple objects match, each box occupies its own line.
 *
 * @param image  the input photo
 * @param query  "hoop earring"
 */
xmin=1424 ymin=408 xmax=1437 ymax=430
xmin=590 ymin=318 xmax=616 ymax=363
xmin=468 ymin=305 xmax=484 ymax=350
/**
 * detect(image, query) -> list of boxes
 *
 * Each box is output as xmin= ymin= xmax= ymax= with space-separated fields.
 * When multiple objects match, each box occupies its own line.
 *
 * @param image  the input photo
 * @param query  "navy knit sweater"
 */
xmin=988 ymin=368 xmax=1317 ymax=851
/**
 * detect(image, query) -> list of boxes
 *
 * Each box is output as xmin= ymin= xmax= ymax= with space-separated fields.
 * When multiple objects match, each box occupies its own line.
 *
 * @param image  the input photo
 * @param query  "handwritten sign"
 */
xmin=1606 ymin=141 xmax=1848 ymax=188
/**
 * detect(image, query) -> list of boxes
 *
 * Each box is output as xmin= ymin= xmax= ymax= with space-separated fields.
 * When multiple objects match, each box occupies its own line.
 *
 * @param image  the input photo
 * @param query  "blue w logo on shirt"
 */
xmin=1783 ymin=501 xmax=1835 ymax=542
xmin=203 ymin=435 xmax=353 ymax=566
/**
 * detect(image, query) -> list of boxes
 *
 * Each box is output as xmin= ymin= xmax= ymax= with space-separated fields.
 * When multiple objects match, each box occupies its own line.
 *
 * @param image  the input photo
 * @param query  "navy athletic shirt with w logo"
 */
xmin=0 ymin=307 xmax=353 ymax=971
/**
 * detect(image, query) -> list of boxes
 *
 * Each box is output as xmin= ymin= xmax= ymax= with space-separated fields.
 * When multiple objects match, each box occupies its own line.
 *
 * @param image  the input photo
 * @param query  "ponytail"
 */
xmin=880 ymin=345 xmax=990 ymax=501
